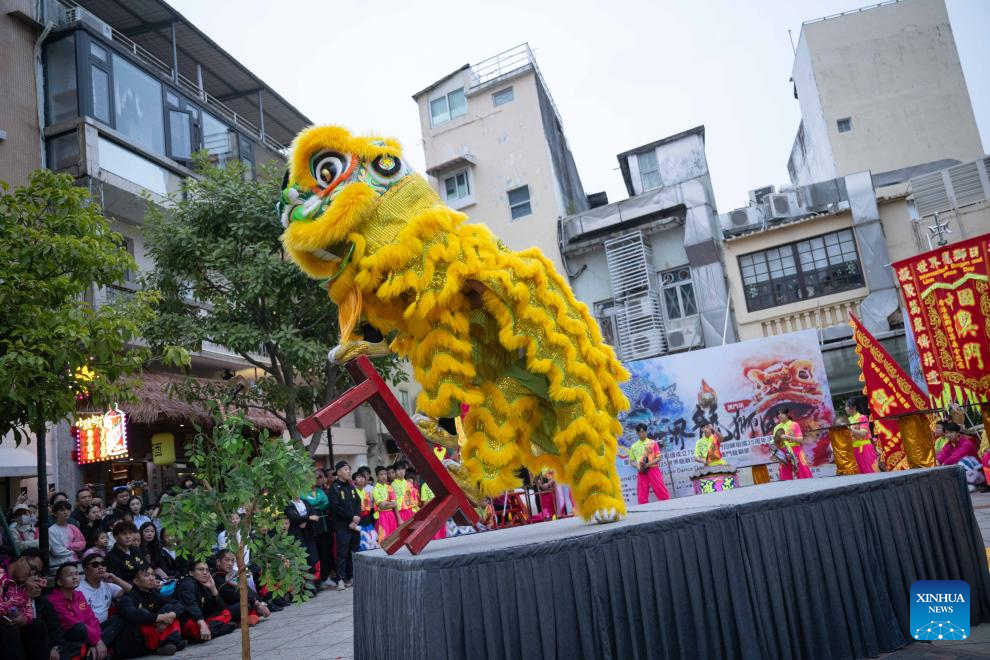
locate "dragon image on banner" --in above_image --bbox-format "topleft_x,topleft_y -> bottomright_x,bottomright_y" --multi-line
616,330 -> 836,501
278,125 -> 630,523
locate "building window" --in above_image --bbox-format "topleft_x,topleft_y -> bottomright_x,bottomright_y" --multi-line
202,111 -> 236,167
45,36 -> 78,125
443,170 -> 471,201
638,150 -> 662,191
429,88 -> 467,126
399,390 -> 411,414
837,117 -> 852,133
508,185 -> 532,220
738,228 -> 864,312
112,56 -> 165,156
660,267 -> 697,320
492,87 -> 514,107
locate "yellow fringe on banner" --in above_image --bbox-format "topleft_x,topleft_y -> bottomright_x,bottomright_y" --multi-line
829,426 -> 858,475
899,413 -> 936,468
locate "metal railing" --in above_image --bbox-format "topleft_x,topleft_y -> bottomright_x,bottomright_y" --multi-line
56,0 -> 288,155
803,0 -> 900,25
469,43 -> 564,128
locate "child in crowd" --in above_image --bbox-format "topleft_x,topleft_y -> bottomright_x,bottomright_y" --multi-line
391,461 -> 420,523
353,469 -> 378,550
372,466 -> 398,540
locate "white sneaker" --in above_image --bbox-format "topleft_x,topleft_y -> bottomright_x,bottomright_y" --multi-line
336,581 -> 346,591
321,579 -> 336,587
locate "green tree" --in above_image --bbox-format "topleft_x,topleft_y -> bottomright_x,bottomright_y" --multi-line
141,156 -> 404,456
160,411 -> 313,660
0,170 -> 169,553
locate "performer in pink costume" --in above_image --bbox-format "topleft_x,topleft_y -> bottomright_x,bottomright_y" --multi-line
391,461 -> 419,523
628,424 -> 670,503
773,409 -> 813,480
845,399 -> 879,473
371,466 -> 398,538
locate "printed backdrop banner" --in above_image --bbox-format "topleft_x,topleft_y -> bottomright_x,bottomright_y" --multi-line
892,233 -> 990,403
616,329 -> 835,502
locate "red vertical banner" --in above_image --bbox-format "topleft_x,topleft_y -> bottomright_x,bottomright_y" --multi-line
892,234 -> 990,404
850,314 -> 930,471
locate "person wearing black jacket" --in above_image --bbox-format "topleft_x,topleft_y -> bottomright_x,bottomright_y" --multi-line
115,564 -> 187,658
212,549 -> 271,625
175,561 -> 238,642
284,496 -> 320,589
328,461 -> 361,590
105,521 -> 142,581
68,487 -> 95,540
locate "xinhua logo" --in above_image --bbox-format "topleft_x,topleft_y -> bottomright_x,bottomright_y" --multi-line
910,580 -> 970,641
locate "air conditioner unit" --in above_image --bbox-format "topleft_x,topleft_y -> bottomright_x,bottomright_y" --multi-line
765,192 -> 802,220
748,185 -> 775,206
719,206 -> 764,235
627,331 -> 665,361
63,7 -> 113,40
665,320 -> 703,352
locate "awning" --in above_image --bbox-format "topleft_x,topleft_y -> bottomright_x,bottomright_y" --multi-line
0,443 -> 52,478
120,371 -> 285,433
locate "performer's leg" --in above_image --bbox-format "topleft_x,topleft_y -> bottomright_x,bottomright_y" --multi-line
636,472 -> 649,504
648,467 -> 670,501
794,446 -> 814,479
779,463 -> 795,481
554,403 -> 627,522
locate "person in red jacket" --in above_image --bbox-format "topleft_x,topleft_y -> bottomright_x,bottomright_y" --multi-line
936,422 -> 979,466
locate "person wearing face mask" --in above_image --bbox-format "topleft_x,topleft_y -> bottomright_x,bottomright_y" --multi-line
47,562 -> 105,659
10,504 -> 39,551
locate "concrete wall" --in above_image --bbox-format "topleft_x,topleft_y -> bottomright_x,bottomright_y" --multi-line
416,68 -> 567,272
796,0 -> 984,181
0,2 -> 42,187
625,132 -> 711,196
788,33 -> 838,187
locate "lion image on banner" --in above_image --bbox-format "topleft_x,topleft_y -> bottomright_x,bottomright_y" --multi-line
279,125 -> 630,523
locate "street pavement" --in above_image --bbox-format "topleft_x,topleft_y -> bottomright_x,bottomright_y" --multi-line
174,491 -> 990,660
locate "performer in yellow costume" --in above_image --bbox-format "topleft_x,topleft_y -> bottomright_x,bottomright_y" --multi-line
279,125 -> 629,522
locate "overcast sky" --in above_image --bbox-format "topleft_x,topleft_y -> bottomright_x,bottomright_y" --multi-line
169,0 -> 989,212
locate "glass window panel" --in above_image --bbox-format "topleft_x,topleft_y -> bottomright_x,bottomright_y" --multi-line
430,97 -> 448,125
201,111 -> 235,167
508,186 -> 530,206
640,170 -> 662,191
681,283 -> 697,315
45,36 -> 77,125
445,176 -> 457,198
165,91 -> 179,107
112,56 -> 165,155
457,173 -> 469,197
90,43 -> 107,62
493,87 -> 513,107
826,243 -> 842,260
91,66 -> 110,124
510,201 -> 532,219
638,150 -> 658,172
46,132 -> 80,171
664,287 -> 682,319
739,255 -> 753,268
824,233 -> 839,246
168,110 -> 192,160
447,89 -> 466,119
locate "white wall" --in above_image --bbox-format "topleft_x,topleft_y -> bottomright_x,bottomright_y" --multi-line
788,36 -> 836,187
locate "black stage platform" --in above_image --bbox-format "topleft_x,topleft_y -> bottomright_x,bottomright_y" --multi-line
354,467 -> 990,660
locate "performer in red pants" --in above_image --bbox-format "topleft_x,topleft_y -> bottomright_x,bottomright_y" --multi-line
629,424 -> 670,504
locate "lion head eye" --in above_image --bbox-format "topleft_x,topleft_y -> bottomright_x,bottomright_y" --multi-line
311,151 -> 349,188
371,155 -> 402,178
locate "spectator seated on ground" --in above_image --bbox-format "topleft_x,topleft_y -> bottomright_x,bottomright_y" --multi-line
105,521 -> 142,582
936,422 -> 979,466
50,500 -> 86,572
175,560 -> 239,642
10,503 -> 39,551
48,562 -> 105,659
77,550 -> 129,654
115,564 -> 186,658
212,549 -> 270,626
1,548 -> 65,660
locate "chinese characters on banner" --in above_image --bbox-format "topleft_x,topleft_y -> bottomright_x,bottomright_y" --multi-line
849,314 -> 929,471
892,234 -> 990,406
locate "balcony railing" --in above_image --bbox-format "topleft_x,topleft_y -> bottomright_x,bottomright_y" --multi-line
469,43 -> 563,129
55,0 -> 287,155
760,298 -> 862,338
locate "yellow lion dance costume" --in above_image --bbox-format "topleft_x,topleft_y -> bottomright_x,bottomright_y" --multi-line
280,125 -> 630,522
